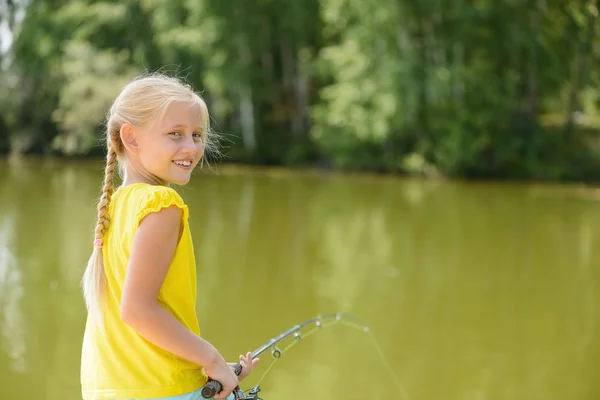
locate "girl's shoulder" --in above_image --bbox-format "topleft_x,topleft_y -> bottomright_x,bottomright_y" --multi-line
114,183 -> 189,222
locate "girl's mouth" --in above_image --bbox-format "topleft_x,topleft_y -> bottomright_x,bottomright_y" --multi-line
172,160 -> 193,169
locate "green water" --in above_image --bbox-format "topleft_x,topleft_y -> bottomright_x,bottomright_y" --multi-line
0,158 -> 599,400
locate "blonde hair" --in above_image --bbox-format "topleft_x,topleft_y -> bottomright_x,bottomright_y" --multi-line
82,73 -> 215,327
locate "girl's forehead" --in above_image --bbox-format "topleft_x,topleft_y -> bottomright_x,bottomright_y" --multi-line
158,101 -> 203,128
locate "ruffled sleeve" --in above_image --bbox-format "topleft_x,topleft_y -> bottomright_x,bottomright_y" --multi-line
135,186 -> 189,225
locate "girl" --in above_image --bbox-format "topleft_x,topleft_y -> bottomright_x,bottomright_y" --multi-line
80,74 -> 258,400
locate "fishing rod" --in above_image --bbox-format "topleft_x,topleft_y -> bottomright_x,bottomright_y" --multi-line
200,313 -> 372,400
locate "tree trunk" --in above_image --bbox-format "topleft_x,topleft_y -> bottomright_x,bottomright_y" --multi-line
565,0 -> 598,135
238,80 -> 256,153
294,62 -> 309,133
416,13 -> 429,140
452,42 -> 464,108
280,37 -> 301,136
236,34 -> 256,153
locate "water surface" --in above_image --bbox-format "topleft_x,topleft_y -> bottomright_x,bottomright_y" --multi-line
0,158 -> 598,400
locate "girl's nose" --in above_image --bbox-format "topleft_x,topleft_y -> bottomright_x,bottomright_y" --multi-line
181,137 -> 198,155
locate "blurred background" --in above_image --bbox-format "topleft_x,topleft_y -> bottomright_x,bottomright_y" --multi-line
1,0 -> 600,179
1,1 -> 600,400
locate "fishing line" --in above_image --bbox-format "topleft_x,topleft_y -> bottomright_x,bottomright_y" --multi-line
245,313 -> 410,400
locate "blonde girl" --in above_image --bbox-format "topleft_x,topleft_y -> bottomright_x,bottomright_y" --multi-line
80,74 -> 258,400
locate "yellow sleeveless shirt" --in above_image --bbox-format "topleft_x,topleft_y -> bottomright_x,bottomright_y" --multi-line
81,183 -> 208,399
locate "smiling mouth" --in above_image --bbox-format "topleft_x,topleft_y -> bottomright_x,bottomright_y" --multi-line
173,160 -> 193,169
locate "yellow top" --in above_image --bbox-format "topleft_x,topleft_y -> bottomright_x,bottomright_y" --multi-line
81,183 -> 208,399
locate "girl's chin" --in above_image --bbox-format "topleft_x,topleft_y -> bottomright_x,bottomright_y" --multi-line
167,174 -> 192,186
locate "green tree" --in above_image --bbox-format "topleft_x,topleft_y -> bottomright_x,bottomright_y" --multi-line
2,0 -> 600,181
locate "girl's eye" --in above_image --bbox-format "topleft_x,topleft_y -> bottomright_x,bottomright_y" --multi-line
193,132 -> 202,141
169,131 -> 182,137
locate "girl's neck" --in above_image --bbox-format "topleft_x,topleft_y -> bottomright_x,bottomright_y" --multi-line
122,166 -> 168,187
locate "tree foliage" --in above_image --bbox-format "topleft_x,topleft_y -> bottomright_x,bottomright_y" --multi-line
2,0 -> 600,181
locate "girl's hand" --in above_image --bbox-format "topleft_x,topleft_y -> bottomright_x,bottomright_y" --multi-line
230,352 -> 260,382
205,357 -> 239,399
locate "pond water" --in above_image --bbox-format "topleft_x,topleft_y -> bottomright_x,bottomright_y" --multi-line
0,158 -> 598,400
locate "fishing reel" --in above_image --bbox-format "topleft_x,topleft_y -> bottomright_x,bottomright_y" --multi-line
202,378 -> 263,400
233,385 -> 262,400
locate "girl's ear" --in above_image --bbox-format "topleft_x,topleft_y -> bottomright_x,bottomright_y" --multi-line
120,123 -> 139,153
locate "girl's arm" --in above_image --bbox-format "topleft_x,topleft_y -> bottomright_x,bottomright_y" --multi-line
120,205 -> 238,399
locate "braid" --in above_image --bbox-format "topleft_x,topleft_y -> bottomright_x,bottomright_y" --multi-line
82,142 -> 118,329
94,144 -> 117,240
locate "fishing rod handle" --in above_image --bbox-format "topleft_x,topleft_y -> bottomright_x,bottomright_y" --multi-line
201,362 -> 243,399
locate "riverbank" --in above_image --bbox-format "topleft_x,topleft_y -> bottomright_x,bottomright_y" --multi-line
3,153 -> 600,194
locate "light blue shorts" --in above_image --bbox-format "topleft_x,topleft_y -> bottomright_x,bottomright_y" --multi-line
121,385 -> 236,400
